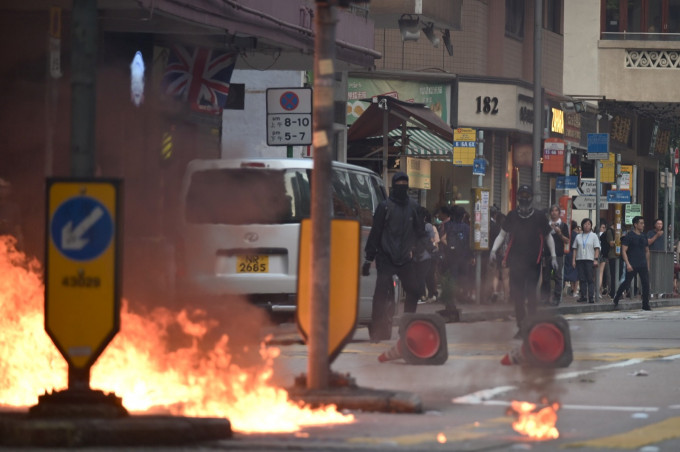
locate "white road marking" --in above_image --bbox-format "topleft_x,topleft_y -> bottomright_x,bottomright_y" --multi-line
460,399 -> 659,412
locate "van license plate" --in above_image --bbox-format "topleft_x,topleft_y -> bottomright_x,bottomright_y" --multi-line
237,255 -> 269,273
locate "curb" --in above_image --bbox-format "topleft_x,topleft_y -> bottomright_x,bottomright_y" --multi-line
0,413 -> 231,448
457,298 -> 680,323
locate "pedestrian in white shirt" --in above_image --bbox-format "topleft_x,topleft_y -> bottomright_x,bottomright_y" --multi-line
572,218 -> 600,303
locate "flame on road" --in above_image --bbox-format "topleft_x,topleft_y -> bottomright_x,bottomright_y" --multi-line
507,399 -> 560,440
0,236 -> 354,433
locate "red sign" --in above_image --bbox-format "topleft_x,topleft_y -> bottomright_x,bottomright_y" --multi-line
543,138 -> 566,174
674,148 -> 678,175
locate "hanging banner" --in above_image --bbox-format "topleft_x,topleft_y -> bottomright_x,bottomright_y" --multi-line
401,156 -> 431,189
542,138 -> 565,174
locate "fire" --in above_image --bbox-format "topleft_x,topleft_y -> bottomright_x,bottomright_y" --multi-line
0,236 -> 354,432
507,400 -> 560,440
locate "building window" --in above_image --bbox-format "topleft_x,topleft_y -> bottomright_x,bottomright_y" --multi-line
602,0 -> 680,38
506,0 -> 525,39
544,0 -> 562,34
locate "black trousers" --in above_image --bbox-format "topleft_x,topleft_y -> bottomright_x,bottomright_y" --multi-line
608,257 -> 618,297
576,259 -> 596,301
370,255 -> 421,341
509,261 -> 541,328
615,266 -> 650,307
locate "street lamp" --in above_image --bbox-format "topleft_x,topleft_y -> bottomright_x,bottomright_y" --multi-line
398,14 -> 420,41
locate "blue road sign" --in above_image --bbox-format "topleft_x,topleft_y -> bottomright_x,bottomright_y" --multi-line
606,190 -> 631,203
556,176 -> 578,189
472,158 -> 487,176
50,196 -> 114,261
587,133 -> 609,160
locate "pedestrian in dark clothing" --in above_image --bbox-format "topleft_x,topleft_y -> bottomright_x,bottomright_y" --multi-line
647,218 -> 664,251
613,216 -> 652,310
439,205 -> 472,313
572,218 -> 600,303
541,204 -> 570,306
415,206 -> 439,303
363,172 -> 427,341
490,185 -> 557,337
600,220 -> 617,298
563,221 -> 580,297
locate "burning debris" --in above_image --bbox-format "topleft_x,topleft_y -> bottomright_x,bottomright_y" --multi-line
0,235 -> 354,433
507,399 -> 560,440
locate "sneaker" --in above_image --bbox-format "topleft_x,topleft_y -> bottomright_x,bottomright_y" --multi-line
642,304 -> 652,311
588,299 -> 595,304
577,298 -> 587,303
613,296 -> 620,307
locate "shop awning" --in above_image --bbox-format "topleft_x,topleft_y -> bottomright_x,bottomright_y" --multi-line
347,96 -> 454,143
390,129 -> 453,162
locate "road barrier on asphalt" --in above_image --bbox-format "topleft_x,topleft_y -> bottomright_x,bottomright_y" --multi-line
501,314 -> 573,368
378,313 -> 448,365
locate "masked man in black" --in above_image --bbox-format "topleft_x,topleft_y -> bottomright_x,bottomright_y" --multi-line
490,185 -> 557,338
363,172 -> 427,342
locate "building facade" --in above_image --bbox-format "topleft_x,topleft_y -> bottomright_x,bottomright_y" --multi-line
348,0 -> 567,216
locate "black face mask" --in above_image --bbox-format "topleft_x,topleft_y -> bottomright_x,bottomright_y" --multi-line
392,185 -> 409,201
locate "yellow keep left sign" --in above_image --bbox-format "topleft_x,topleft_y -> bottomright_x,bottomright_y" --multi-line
45,179 -> 122,369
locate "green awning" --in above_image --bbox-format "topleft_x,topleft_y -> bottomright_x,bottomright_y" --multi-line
390,128 -> 453,162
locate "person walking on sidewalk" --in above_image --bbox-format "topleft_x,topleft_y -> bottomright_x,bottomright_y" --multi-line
363,172 -> 427,341
647,218 -> 665,251
613,216 -> 652,310
572,218 -> 600,303
541,204 -> 569,306
490,185 -> 557,337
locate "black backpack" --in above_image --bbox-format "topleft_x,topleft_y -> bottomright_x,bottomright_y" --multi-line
445,221 -> 470,258
600,228 -> 612,256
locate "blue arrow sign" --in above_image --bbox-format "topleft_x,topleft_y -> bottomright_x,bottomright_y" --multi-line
556,176 -> 578,189
606,190 -> 631,203
50,196 -> 114,261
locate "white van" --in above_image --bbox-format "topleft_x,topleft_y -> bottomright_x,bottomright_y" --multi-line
175,158 -> 390,324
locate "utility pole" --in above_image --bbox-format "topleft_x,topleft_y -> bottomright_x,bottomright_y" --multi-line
71,0 -> 97,179
69,0 -> 97,391
308,0 -> 337,391
532,0 -> 543,207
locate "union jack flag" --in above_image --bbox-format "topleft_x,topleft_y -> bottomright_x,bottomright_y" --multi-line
162,45 -> 237,113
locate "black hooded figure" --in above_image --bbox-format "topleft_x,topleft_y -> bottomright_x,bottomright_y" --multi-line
490,185 -> 558,338
363,172 -> 427,342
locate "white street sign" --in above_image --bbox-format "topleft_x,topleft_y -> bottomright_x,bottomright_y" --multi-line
266,88 -> 313,146
578,178 -> 597,196
572,195 -> 608,210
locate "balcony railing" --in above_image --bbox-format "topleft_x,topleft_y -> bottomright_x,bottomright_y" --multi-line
602,32 -> 680,42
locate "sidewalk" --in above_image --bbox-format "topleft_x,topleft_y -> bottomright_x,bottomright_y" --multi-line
414,293 -> 680,323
